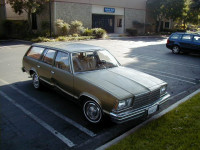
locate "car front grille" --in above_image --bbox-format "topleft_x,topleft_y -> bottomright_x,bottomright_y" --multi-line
132,89 -> 160,109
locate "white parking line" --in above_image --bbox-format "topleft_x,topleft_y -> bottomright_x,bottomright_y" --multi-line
134,66 -> 197,81
0,91 -> 75,147
131,54 -> 200,69
0,78 -> 96,137
134,69 -> 197,85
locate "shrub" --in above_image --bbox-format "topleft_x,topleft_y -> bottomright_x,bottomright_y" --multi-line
55,19 -> 70,36
31,37 -> 54,42
72,33 -> 79,37
83,28 -> 93,36
70,20 -> 85,35
126,28 -> 137,36
91,28 -> 107,38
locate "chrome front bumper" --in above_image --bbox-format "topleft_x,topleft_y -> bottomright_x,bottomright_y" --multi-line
110,93 -> 170,123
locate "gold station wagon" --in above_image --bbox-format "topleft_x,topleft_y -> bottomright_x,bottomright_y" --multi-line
22,42 -> 170,124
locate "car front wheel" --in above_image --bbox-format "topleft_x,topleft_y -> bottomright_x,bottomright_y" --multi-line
83,100 -> 103,124
172,46 -> 180,54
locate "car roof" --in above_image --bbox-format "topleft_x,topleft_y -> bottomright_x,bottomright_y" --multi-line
172,32 -> 200,36
32,42 -> 105,53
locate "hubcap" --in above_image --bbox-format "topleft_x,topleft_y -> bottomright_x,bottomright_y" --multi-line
84,101 -> 101,123
173,46 -> 179,53
33,74 -> 39,89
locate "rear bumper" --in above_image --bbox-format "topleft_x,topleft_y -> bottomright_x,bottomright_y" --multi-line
166,44 -> 172,50
110,93 -> 170,123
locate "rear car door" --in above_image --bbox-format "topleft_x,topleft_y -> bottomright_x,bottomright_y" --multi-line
51,51 -> 74,97
37,49 -> 56,85
192,35 -> 200,52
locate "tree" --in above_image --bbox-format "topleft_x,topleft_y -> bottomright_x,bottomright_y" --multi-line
147,0 -> 185,32
190,0 -> 200,25
7,0 -> 48,31
190,0 -> 200,13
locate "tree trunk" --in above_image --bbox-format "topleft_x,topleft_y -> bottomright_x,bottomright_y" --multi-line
157,19 -> 162,33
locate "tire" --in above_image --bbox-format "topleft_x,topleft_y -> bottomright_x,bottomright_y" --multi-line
172,46 -> 180,54
83,100 -> 103,124
32,73 -> 41,89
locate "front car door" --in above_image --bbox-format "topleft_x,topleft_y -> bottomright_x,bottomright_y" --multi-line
51,51 -> 74,98
192,35 -> 200,53
37,49 -> 56,85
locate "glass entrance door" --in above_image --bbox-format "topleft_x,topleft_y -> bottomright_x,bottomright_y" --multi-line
92,14 -> 114,33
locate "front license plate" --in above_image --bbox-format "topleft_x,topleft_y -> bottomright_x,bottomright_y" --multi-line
148,105 -> 158,115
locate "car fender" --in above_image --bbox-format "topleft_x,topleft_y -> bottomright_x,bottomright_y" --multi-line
29,67 -> 38,76
79,92 -> 102,107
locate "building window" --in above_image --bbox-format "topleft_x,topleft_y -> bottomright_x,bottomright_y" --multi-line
165,22 -> 170,29
117,19 -> 122,27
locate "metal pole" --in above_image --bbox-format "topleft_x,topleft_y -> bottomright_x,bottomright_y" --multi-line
49,0 -> 52,37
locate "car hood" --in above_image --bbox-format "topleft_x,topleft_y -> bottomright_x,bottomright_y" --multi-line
77,66 -> 165,100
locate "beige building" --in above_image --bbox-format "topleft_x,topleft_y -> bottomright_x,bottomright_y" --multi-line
4,0 -> 149,34
51,0 -> 147,34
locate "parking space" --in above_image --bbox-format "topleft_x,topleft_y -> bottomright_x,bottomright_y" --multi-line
0,38 -> 200,150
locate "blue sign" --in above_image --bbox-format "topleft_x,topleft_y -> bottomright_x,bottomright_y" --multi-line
104,7 -> 115,13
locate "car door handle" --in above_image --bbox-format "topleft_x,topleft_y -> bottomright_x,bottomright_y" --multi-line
37,65 -> 40,68
51,71 -> 54,74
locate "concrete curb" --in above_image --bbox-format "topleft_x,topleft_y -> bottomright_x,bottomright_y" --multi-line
96,89 -> 200,150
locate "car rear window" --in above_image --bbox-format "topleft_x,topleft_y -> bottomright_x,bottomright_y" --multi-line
194,36 -> 200,43
181,35 -> 193,41
170,34 -> 180,40
27,47 -> 44,60
42,49 -> 56,65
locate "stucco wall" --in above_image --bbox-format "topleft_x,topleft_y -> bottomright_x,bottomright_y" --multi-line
53,0 -> 147,10
125,8 -> 146,34
37,4 -> 50,31
54,2 -> 92,29
6,3 -> 27,20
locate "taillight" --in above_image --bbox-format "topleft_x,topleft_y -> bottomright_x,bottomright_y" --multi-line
167,38 -> 170,44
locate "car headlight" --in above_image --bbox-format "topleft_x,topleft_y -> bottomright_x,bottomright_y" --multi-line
160,85 -> 167,96
116,98 -> 133,110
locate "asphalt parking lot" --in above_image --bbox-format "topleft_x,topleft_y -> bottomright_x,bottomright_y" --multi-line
1,37 -> 200,150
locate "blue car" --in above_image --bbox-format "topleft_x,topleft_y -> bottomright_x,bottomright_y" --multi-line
166,32 -> 200,54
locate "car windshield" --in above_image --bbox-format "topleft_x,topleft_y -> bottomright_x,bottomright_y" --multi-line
72,50 -> 119,73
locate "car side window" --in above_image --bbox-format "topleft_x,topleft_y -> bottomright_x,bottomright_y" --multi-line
42,49 -> 56,65
171,34 -> 180,40
27,47 -> 44,60
181,35 -> 193,41
55,52 -> 70,72
193,36 -> 200,43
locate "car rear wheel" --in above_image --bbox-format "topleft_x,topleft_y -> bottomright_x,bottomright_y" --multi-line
83,100 -> 103,124
172,46 -> 180,54
32,73 -> 41,89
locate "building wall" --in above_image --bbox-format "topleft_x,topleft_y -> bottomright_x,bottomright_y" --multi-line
6,3 -> 27,20
0,0 -> 6,37
125,8 -> 146,34
37,4 -> 50,31
53,0 -> 147,10
54,2 -> 92,29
